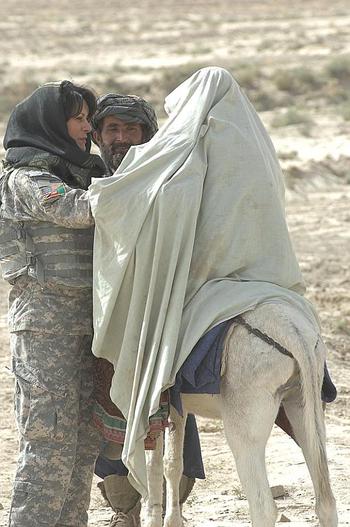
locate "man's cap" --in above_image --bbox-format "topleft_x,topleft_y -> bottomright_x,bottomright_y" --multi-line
92,93 -> 158,140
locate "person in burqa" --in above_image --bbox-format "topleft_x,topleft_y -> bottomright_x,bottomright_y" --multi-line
0,80 -> 106,527
91,94 -> 205,527
91,91 -> 337,527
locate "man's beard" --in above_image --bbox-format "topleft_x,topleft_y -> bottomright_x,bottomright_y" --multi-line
100,142 -> 132,174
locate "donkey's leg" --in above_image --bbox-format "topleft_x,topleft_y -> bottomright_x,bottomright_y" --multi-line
144,432 -> 164,527
283,390 -> 338,527
221,382 -> 280,527
219,320 -> 297,527
163,406 -> 187,527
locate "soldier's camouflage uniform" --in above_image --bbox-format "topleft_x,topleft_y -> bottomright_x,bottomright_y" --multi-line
0,163 -> 102,527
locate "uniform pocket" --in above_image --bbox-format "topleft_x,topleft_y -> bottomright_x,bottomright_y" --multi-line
11,330 -> 88,395
14,375 -> 57,441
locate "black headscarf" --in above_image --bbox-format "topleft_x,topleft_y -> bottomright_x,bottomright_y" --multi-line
3,81 -> 105,189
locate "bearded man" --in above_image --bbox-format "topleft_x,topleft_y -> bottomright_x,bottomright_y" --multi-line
92,93 -> 157,174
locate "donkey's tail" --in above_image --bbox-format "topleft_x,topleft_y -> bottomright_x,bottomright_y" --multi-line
278,304 -> 337,525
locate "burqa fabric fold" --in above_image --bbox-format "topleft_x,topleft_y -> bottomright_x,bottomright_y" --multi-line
89,67 -> 321,495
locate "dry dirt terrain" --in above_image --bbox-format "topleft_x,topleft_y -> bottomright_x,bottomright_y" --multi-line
0,0 -> 349,525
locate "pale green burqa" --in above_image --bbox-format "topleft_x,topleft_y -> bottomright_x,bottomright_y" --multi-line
89,67 -> 319,495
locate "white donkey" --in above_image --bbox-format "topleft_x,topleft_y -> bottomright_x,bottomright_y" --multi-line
143,302 -> 338,527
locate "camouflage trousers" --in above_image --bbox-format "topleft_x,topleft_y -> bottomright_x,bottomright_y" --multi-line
9,331 -> 101,527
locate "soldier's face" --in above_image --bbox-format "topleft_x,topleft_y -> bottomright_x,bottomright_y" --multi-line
66,100 -> 92,151
94,115 -> 144,172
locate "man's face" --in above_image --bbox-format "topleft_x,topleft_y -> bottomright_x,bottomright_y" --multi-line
94,115 -> 144,173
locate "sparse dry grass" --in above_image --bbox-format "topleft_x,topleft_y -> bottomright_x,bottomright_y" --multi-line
340,102 -> 350,121
325,54 -> 350,82
272,67 -> 322,95
0,0 -> 349,112
271,107 -> 313,128
0,0 -> 350,170
0,79 -> 39,119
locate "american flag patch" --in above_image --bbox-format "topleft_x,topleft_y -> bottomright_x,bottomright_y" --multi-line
41,182 -> 66,203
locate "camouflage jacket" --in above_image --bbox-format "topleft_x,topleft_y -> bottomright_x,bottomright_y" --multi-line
0,164 -> 95,335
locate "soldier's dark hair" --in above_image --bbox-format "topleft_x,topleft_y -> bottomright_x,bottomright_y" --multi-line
61,81 -> 97,122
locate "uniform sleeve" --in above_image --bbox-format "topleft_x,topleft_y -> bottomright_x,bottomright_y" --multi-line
11,171 -> 94,228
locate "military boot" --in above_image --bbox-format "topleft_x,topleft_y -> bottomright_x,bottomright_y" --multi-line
102,474 -> 141,527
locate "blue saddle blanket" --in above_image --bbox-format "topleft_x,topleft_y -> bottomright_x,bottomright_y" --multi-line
170,318 -> 337,415
170,319 -> 232,414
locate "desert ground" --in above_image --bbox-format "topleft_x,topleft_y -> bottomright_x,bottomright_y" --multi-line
0,0 -> 349,525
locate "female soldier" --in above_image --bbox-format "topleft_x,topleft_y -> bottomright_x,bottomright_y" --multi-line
0,81 -> 105,527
